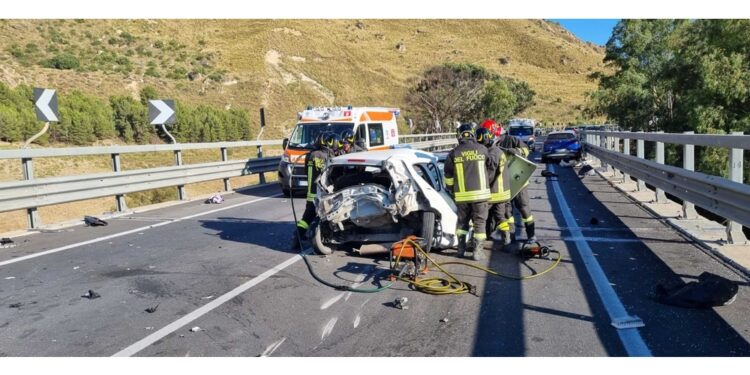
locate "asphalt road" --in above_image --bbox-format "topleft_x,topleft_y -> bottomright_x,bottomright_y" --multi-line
0,151 -> 748,357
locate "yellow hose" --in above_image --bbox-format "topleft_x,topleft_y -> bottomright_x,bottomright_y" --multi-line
393,239 -> 562,295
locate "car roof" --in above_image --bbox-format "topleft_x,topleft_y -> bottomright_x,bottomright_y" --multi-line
547,130 -> 577,136
328,148 -> 437,166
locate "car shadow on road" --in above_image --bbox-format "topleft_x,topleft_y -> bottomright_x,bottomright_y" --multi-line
198,217 -> 299,254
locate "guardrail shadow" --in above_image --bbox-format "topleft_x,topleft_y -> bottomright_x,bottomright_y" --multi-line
544,163 -> 750,356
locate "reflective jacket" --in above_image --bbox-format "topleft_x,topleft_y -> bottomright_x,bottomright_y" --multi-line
444,138 -> 496,203
495,135 -> 530,189
304,149 -> 331,202
487,144 -> 511,203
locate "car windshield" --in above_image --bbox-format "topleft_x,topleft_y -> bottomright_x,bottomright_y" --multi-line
546,133 -> 576,141
509,126 -> 533,136
288,123 -> 354,149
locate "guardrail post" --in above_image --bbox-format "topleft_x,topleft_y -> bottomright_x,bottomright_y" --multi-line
622,133 -> 630,183
174,150 -> 187,200
220,147 -> 231,191
22,157 -> 41,229
256,146 -> 266,184
655,131 -> 667,203
612,135 -> 621,179
681,132 -> 698,220
111,153 -> 127,212
636,133 -> 646,192
599,134 -> 608,171
727,131 -> 747,244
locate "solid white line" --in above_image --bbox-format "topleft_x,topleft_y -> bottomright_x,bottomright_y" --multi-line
0,193 -> 282,268
548,164 -> 651,357
113,249 -> 311,357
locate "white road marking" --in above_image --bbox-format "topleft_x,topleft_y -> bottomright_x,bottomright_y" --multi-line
545,237 -> 647,243
548,163 -> 651,357
112,248 -> 310,357
321,294 -> 345,310
321,317 -> 338,341
260,337 -> 287,357
0,193 -> 281,268
353,314 -> 361,329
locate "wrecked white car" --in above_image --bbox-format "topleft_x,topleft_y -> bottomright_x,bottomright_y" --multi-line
312,149 -> 458,255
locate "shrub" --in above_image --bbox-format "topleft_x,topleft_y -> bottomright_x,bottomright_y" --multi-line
45,53 -> 80,70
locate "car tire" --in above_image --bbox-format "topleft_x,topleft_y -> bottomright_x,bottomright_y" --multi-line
312,224 -> 334,255
420,211 -> 435,253
282,187 -> 291,197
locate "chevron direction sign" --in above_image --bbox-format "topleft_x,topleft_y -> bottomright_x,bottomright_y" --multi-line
33,88 -> 59,122
148,99 -> 176,125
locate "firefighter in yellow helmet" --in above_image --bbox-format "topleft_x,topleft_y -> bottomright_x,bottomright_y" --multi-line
292,131 -> 335,249
493,124 -> 535,246
444,123 -> 498,260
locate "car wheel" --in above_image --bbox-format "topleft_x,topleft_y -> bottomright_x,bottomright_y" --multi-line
420,211 -> 435,253
312,224 -> 334,255
282,187 -> 291,197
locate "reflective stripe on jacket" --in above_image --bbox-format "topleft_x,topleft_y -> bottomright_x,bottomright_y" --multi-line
444,139 -> 493,203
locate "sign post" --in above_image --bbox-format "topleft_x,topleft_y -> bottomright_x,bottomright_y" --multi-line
148,99 -> 185,200
257,107 -> 266,184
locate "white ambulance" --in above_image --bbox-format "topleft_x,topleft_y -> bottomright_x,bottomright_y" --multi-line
278,106 -> 401,195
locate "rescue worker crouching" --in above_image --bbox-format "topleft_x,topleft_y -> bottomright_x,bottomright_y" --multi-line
444,123 -> 497,261
492,122 -> 536,245
292,132 -> 336,249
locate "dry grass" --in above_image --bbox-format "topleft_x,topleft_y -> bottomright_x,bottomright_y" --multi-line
0,19 -> 607,139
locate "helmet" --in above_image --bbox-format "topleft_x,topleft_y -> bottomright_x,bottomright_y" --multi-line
325,132 -> 343,153
481,119 -> 502,137
456,123 -> 475,140
475,127 -> 494,146
314,131 -> 328,150
341,129 -> 355,145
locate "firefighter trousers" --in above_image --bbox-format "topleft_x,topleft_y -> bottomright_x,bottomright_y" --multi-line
456,201 -> 488,241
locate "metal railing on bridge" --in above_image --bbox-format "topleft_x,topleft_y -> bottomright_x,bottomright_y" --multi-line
0,134 -> 457,230
581,130 -> 750,244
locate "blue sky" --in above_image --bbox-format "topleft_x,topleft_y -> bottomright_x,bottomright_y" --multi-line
549,19 -> 620,46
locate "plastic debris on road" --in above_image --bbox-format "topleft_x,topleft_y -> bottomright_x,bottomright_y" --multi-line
84,216 -> 108,226
190,326 -> 202,332
394,297 -> 409,310
205,193 -> 224,204
81,290 -> 101,299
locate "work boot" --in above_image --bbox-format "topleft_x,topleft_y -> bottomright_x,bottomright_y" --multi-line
457,236 -> 467,258
470,238 -> 485,261
524,222 -> 536,243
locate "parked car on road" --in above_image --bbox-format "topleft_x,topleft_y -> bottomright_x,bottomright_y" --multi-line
541,130 -> 581,163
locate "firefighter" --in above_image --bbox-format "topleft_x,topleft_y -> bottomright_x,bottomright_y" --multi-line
476,126 -> 511,249
292,132 -> 335,249
493,123 -> 536,245
444,123 -> 497,260
340,129 -> 364,154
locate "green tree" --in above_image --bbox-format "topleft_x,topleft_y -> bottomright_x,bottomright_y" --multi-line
480,79 -> 517,123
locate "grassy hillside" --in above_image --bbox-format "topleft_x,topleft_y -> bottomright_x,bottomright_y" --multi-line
0,19 -> 606,138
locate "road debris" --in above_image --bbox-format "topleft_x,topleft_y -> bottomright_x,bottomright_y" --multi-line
145,326 -> 154,331
531,196 -> 543,200
654,272 -> 739,308
81,289 -> 101,299
541,170 -> 558,178
145,304 -> 159,313
189,326 -> 202,332
84,216 -> 108,226
1,238 -> 16,248
202,295 -> 214,300
578,165 -> 595,176
205,193 -> 224,204
440,317 -> 449,323
9,302 -> 22,308
394,297 -> 409,310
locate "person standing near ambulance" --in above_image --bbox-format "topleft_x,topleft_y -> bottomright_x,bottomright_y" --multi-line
292,132 -> 336,249
444,123 -> 497,260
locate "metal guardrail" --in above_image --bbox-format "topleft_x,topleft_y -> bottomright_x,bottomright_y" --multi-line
582,130 -> 749,243
0,135 -> 454,230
